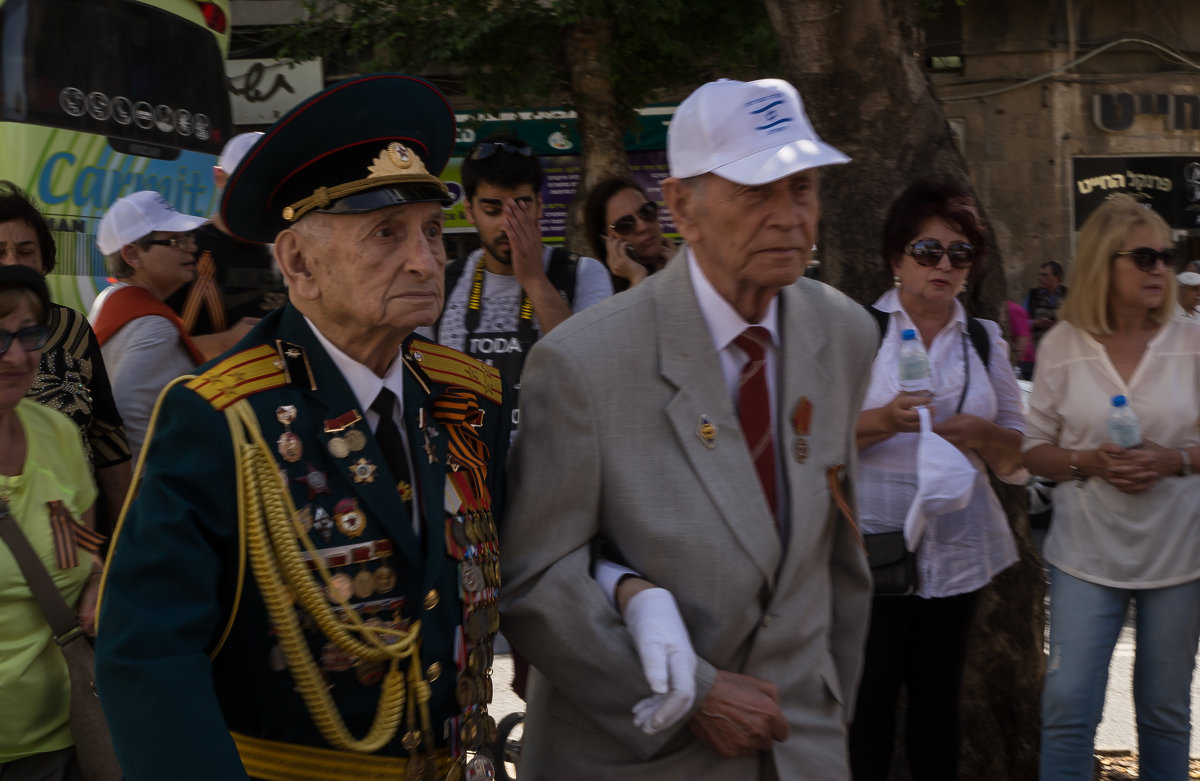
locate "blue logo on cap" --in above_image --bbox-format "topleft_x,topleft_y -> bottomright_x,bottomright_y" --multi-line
747,94 -> 793,135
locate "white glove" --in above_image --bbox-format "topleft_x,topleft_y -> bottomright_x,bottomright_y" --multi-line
623,588 -> 697,734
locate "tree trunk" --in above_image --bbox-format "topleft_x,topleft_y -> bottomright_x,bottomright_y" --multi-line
765,1 -> 1044,778
562,20 -> 629,257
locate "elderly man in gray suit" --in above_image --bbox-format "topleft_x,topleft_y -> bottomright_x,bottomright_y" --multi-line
499,77 -> 877,780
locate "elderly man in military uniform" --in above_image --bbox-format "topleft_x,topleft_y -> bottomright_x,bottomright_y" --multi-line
95,74 -> 510,781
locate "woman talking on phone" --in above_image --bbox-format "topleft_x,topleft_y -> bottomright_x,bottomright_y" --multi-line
585,176 -> 676,292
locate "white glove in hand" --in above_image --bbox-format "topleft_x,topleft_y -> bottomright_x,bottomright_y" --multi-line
623,588 -> 697,734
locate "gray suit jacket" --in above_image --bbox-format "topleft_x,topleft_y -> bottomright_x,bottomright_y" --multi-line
499,257 -> 876,780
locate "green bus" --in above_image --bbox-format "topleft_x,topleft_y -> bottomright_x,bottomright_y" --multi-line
0,0 -> 232,312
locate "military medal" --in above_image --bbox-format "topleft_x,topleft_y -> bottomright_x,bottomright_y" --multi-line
344,429 -> 367,452
397,480 -> 413,503
294,464 -> 331,498
791,397 -> 813,464
327,436 -> 350,459
373,557 -> 397,594
352,566 -> 374,599
350,458 -> 377,484
327,573 -> 354,603
277,431 -> 302,462
696,414 -> 718,449
465,753 -> 496,781
334,498 -> 366,538
461,562 -> 485,593
276,405 -> 303,462
456,675 -> 479,709
313,507 -> 334,543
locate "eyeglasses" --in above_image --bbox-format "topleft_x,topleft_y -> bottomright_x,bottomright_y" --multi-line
905,239 -> 977,269
0,324 -> 48,356
609,202 -> 659,236
1112,247 -> 1174,272
467,142 -> 534,161
144,233 -> 197,252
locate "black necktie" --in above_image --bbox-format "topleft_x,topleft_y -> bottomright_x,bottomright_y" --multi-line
370,387 -> 415,513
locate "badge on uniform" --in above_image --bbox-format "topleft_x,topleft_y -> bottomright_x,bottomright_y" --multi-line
791,397 -> 813,464
695,414 -> 718,450
295,464 -> 331,498
350,458 -> 377,484
333,498 -> 366,538
276,405 -> 303,463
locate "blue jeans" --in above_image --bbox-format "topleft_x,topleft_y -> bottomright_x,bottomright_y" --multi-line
1040,567 -> 1200,781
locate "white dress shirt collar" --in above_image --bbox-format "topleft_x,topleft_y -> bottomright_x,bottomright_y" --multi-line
302,315 -> 406,422
686,248 -> 780,353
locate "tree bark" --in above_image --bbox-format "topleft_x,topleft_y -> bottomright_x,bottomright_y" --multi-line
562,20 -> 629,257
765,2 -> 1044,779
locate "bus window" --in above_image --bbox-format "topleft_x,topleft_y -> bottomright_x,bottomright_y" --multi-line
0,0 -> 231,312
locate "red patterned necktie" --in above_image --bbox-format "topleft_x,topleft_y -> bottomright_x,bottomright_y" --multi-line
734,326 -> 777,524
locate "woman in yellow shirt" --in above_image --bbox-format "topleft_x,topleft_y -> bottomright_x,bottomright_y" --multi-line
0,265 -> 100,779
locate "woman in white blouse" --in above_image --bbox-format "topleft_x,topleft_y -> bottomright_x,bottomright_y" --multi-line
1025,194 -> 1200,781
850,180 -> 1025,781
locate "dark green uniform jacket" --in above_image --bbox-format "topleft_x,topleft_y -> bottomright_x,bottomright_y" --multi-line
94,304 -> 509,780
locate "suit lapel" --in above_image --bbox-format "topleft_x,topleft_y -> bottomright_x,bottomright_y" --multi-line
656,260 -> 781,584
276,307 -> 424,569
403,361 -> 453,590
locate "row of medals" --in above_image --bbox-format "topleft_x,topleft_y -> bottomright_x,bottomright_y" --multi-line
449,504 -> 502,781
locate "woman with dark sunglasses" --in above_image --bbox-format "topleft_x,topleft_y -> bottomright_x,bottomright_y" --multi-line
0,264 -> 105,780
1024,194 -> 1200,781
850,180 -> 1025,781
584,176 -> 676,291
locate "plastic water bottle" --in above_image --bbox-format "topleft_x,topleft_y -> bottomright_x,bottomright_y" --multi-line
898,329 -> 932,393
1108,395 -> 1142,449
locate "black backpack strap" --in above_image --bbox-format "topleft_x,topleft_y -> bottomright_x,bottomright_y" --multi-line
434,256 -> 469,340
868,305 -> 889,344
966,317 -> 991,369
547,247 -> 580,307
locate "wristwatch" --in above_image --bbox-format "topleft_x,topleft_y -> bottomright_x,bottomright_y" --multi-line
1179,448 -> 1193,477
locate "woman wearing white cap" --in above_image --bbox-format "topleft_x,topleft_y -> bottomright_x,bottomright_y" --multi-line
89,191 -> 207,461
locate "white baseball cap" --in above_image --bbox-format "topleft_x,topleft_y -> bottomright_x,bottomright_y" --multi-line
218,131 -> 264,174
1178,271 -> 1200,287
97,191 -> 208,255
668,78 -> 849,185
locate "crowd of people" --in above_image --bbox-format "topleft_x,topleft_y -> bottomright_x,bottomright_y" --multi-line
1,70 -> 1199,781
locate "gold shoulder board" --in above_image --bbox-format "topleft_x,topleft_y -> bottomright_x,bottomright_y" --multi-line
185,345 -> 288,410
408,339 -> 502,404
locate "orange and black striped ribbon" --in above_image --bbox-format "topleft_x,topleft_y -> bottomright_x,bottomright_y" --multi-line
47,500 -> 106,569
431,390 -> 491,498
181,251 -> 227,333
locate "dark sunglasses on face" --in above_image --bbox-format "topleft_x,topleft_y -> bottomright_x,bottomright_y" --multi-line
0,324 -> 48,356
468,141 -> 534,161
144,233 -> 197,252
905,238 -> 977,269
609,201 -> 659,236
1112,246 -> 1175,272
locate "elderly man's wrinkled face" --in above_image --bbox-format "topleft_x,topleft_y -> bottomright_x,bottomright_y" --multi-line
289,202 -> 447,341
668,170 -> 818,322
1181,284 -> 1200,313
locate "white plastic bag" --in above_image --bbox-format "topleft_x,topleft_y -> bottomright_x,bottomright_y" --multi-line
903,405 -> 978,550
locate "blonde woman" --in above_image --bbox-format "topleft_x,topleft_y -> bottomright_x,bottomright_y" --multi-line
1024,194 -> 1200,781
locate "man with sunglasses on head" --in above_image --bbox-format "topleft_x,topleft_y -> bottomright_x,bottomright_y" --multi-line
500,78 -> 877,779
427,134 -> 612,442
